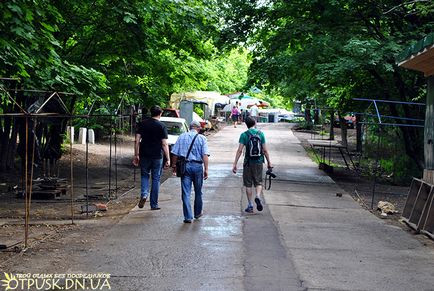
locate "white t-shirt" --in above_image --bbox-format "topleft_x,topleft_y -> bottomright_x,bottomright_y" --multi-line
250,105 -> 258,117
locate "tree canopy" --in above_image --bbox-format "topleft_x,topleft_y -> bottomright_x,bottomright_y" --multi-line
0,0 -> 251,171
219,0 -> 434,168
1,0 -> 434,172
1,0 -> 251,108
220,0 -> 434,106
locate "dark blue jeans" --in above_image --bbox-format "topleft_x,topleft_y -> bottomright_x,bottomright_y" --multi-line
181,162 -> 204,220
140,157 -> 163,208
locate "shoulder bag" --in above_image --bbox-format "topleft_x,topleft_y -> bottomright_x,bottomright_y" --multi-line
176,134 -> 199,177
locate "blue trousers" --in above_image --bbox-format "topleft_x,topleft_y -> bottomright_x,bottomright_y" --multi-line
181,162 -> 204,220
140,158 -> 163,208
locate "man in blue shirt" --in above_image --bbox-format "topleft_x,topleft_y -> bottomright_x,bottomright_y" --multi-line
171,120 -> 210,223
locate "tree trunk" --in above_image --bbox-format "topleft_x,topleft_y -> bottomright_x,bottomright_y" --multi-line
0,119 -> 4,171
304,104 -> 312,127
313,108 -> 320,125
388,103 -> 424,170
329,110 -> 335,140
339,113 -> 348,147
369,67 -> 424,170
356,113 -> 363,152
6,119 -> 18,170
0,116 -> 12,171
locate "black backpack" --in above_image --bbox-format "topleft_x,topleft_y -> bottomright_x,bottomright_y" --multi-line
246,131 -> 262,160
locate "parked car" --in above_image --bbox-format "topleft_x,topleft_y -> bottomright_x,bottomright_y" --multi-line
333,114 -> 356,129
162,108 -> 210,130
277,112 -> 295,122
159,117 -> 189,150
162,108 -> 180,118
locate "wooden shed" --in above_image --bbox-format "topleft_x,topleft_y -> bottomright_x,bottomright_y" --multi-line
398,32 -> 434,183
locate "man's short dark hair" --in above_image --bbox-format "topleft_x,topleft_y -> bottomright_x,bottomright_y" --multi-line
245,116 -> 256,128
150,105 -> 162,117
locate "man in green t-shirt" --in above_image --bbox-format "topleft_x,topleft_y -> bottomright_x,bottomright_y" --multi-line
232,117 -> 272,213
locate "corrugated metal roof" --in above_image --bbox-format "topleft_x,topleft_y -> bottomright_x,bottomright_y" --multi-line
397,32 -> 434,77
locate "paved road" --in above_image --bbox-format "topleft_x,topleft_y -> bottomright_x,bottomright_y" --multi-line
68,123 -> 434,290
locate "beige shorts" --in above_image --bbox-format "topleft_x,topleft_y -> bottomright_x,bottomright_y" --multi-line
243,163 -> 263,187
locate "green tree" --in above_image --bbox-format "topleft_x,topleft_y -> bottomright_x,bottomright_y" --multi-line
54,0 -> 222,103
0,0 -> 106,94
0,0 -> 106,171
0,0 -> 250,172
220,0 -> 434,169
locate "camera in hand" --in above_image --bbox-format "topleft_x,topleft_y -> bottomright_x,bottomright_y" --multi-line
266,167 -> 276,178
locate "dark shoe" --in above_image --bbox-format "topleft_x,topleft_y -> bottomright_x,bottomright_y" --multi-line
245,206 -> 254,213
183,219 -> 192,223
151,207 -> 161,210
255,197 -> 263,211
138,197 -> 147,208
194,213 -> 203,219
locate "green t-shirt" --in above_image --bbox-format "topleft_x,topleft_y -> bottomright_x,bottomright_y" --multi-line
239,128 -> 266,164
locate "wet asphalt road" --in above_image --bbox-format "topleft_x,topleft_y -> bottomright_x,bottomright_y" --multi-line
64,123 -> 303,290
66,123 -> 434,290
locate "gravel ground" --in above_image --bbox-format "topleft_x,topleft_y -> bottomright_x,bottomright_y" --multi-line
292,126 -> 411,226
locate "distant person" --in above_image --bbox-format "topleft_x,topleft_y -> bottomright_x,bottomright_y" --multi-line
133,105 -> 170,210
240,109 -> 245,123
232,117 -> 272,213
241,108 -> 250,122
236,102 -> 243,123
230,106 -> 240,128
171,120 -> 210,223
249,103 -> 259,122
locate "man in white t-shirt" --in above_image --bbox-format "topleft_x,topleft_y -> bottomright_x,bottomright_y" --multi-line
249,104 -> 259,122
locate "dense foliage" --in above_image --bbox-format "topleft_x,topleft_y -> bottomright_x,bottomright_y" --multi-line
0,0 -> 251,105
0,0 -> 250,171
219,0 -> 434,170
1,0 -> 434,176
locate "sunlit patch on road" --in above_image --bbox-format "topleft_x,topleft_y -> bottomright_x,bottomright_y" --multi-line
199,215 -> 241,239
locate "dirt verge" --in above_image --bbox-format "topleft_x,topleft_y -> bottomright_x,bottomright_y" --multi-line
292,126 -> 434,248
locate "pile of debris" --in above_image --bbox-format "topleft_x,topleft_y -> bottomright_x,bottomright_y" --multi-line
31,177 -> 68,199
377,201 -> 398,217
